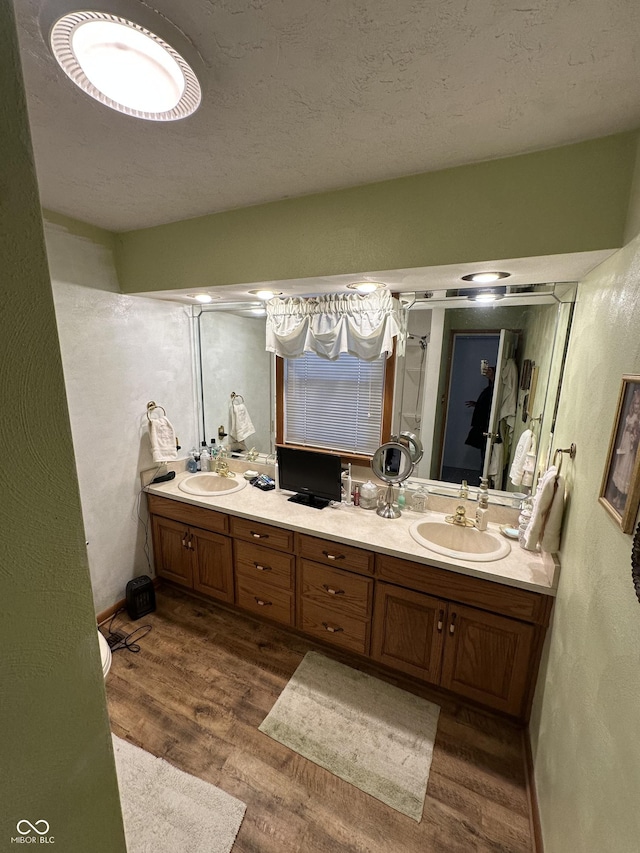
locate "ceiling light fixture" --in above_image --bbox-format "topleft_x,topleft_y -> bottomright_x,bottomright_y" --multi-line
346,281 -> 386,294
248,289 -> 283,300
190,293 -> 213,303
461,271 -> 511,284
49,11 -> 201,121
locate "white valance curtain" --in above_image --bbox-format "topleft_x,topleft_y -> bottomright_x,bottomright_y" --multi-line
265,290 -> 406,361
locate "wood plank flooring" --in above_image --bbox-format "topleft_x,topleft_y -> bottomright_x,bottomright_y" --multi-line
105,586 -> 533,852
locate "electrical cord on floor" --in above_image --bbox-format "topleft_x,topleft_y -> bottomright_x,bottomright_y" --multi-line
101,607 -> 152,654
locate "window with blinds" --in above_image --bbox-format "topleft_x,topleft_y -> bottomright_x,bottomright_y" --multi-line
283,352 -> 386,455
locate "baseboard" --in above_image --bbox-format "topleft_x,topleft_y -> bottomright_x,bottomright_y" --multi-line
522,728 -> 544,853
96,577 -> 160,626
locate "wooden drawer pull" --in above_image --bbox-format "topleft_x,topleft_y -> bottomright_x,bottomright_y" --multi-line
322,550 -> 345,561
322,584 -> 345,596
322,622 -> 344,634
251,531 -> 269,539
449,613 -> 457,635
254,563 -> 272,572
254,597 -> 272,607
437,609 -> 444,633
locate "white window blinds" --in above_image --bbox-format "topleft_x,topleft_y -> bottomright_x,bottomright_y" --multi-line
284,352 -> 385,455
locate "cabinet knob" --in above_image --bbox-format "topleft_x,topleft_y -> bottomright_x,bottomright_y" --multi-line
182,531 -> 189,548
254,563 -> 272,572
449,613 -> 457,635
251,531 -> 268,539
254,597 -> 272,607
322,584 -> 345,596
322,550 -> 345,561
322,622 -> 344,634
437,609 -> 444,632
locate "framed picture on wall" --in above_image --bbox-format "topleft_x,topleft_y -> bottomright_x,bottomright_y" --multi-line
599,375 -> 640,533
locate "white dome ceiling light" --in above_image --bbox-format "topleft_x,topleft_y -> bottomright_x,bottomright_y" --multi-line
346,281 -> 386,294
49,11 -> 201,121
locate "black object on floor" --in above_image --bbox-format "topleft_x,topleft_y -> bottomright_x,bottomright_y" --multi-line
126,575 -> 156,619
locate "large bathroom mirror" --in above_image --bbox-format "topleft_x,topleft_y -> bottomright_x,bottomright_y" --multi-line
198,306 -> 274,454
393,284 -> 575,491
195,282 -> 575,496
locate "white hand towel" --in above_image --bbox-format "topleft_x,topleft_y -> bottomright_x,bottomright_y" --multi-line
148,416 -> 177,463
523,465 -> 565,552
499,358 -> 519,428
509,429 -> 533,486
540,474 -> 565,553
229,398 -> 255,443
488,441 -> 504,488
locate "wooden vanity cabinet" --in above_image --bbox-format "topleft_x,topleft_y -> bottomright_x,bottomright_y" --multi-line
372,554 -> 550,718
147,493 -> 552,720
149,495 -> 234,603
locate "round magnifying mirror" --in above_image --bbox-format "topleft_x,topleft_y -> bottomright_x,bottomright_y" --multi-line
393,431 -> 424,465
372,441 -> 414,484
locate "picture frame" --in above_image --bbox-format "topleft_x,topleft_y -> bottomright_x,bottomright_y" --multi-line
599,375 -> 640,533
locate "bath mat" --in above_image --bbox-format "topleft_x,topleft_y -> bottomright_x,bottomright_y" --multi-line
258,651 -> 440,821
112,735 -> 246,853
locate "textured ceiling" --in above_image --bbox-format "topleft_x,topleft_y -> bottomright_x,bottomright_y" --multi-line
15,0 -> 640,233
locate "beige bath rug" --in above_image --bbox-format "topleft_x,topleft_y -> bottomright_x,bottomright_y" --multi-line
258,651 -> 440,821
112,734 -> 246,853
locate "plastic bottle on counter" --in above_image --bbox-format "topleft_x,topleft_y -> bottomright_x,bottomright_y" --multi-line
186,450 -> 198,473
397,484 -> 406,509
475,477 -> 490,531
353,484 -> 360,506
200,442 -> 210,472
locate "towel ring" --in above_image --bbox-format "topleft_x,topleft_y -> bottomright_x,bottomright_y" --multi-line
230,392 -> 245,403
553,443 -> 576,474
146,401 -> 167,421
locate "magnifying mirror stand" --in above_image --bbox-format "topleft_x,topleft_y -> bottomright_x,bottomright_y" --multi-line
377,482 -> 402,519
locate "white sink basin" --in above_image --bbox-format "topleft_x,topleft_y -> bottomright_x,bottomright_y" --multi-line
409,518 -> 511,562
178,473 -> 247,497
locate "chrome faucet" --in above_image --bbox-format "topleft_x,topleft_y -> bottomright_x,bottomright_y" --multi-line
458,479 -> 469,500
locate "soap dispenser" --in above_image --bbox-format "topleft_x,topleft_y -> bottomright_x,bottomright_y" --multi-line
186,450 -> 198,473
475,477 -> 489,531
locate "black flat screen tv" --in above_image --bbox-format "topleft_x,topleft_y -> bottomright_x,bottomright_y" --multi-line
276,446 -> 342,509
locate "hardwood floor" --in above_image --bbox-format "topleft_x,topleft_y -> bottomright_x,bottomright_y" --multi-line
105,586 -> 534,852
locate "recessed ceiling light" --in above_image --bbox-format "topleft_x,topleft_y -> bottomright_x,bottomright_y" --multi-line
461,271 -> 511,284
346,281 -> 386,294
248,289 -> 282,300
49,11 -> 201,121
190,293 -> 213,303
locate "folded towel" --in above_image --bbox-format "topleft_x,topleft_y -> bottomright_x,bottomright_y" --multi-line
522,465 -> 565,552
229,398 -> 255,443
148,416 -> 177,463
509,429 -> 533,486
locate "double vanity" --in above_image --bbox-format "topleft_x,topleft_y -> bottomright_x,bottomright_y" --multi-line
146,469 -> 557,722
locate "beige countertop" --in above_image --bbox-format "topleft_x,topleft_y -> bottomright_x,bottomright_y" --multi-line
146,469 -> 559,596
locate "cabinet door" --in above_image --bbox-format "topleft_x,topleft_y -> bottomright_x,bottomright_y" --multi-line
191,528 -> 234,603
371,583 -> 446,684
151,515 -> 193,588
440,604 -> 535,717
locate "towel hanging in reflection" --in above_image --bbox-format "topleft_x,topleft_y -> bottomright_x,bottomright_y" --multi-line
229,397 -> 255,443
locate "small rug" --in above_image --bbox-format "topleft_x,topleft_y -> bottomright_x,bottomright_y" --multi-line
112,735 -> 246,853
258,651 -> 440,821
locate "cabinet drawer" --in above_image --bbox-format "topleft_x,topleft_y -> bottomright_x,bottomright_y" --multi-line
231,517 -> 294,552
299,560 -> 373,619
235,541 -> 294,591
299,599 -> 369,656
376,554 -> 549,624
298,534 -> 374,576
236,577 -> 294,626
147,494 -> 228,535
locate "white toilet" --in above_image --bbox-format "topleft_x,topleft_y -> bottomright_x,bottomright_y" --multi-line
97,630 -> 112,678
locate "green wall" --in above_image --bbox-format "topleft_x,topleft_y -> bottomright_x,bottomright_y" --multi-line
0,4 -> 126,850
116,132 -> 638,294
530,236 -> 640,850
